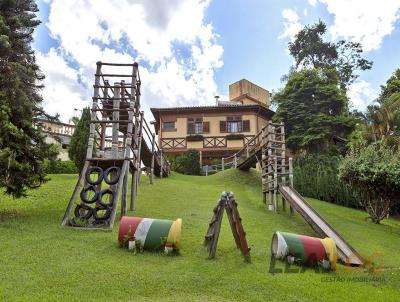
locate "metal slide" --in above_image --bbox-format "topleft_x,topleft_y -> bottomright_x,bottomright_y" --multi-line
279,185 -> 363,266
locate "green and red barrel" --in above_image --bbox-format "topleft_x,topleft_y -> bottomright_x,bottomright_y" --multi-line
118,216 -> 182,251
271,231 -> 337,269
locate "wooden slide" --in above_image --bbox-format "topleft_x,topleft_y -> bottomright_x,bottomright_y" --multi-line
279,185 -> 363,266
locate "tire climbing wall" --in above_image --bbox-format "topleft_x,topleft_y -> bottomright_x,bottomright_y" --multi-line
72,165 -> 121,227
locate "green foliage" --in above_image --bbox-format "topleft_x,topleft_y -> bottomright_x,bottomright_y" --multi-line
0,1 -> 54,197
273,68 -> 357,153
293,154 -> 358,208
339,141 -> 400,223
171,150 -> 201,175
289,20 -> 372,90
68,108 -> 91,171
42,160 -> 78,174
351,68 -> 400,151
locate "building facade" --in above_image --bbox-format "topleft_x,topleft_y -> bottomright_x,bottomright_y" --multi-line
37,119 -> 76,161
151,79 -> 274,164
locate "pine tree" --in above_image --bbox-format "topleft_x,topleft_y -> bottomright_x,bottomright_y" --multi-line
0,0 -> 53,197
68,108 -> 91,171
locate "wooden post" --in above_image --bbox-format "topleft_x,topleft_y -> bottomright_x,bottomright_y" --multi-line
150,133 -> 155,184
234,155 -> 237,168
121,164 -> 128,216
205,165 -> 208,176
160,150 -> 164,178
289,157 -> 294,215
86,62 -> 102,159
222,157 -> 225,171
112,83 -> 121,158
199,150 -> 202,170
268,149 -> 273,211
273,157 -> 278,213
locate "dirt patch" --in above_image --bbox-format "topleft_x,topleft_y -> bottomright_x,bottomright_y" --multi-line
0,209 -> 23,222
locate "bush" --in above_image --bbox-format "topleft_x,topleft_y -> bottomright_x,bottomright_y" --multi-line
294,154 -> 359,208
171,150 -> 201,175
339,142 -> 400,223
42,160 -> 78,174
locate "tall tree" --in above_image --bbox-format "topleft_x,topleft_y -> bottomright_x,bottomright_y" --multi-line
273,68 -> 357,153
288,20 -> 373,90
68,108 -> 91,171
0,0 -> 53,197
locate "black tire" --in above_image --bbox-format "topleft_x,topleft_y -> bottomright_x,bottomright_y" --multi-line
85,166 -> 104,185
93,205 -> 112,221
80,185 -> 99,204
104,166 -> 121,185
98,188 -> 114,208
74,203 -> 94,220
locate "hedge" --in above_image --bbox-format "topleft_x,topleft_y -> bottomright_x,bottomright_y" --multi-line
293,154 -> 360,208
42,160 -> 78,174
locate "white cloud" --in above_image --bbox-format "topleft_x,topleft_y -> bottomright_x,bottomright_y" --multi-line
37,0 -> 223,122
279,9 -> 302,42
308,0 -> 317,6
36,49 -> 88,119
347,80 -> 378,111
315,0 -> 400,51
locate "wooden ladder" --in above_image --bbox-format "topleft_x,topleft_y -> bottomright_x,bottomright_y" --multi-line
204,192 -> 250,262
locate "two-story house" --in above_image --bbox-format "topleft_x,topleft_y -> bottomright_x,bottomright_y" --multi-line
150,79 -> 274,164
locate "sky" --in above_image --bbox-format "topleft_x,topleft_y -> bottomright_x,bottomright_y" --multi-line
33,0 -> 400,122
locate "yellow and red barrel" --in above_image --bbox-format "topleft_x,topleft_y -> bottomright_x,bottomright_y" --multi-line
271,231 -> 337,269
118,216 -> 182,251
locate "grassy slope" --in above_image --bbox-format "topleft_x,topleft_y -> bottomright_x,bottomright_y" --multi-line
0,169 -> 399,301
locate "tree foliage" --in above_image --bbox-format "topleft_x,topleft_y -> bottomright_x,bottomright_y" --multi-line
170,150 -> 201,175
0,0 -> 53,197
273,68 -> 357,153
68,108 -> 91,171
350,68 -> 400,151
339,141 -> 400,223
288,20 -> 372,90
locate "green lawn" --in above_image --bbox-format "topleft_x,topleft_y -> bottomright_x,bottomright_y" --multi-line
0,169 -> 399,301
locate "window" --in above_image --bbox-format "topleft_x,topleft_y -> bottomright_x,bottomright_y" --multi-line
227,116 -> 242,133
220,116 -> 250,133
163,121 -> 175,130
188,117 -> 203,134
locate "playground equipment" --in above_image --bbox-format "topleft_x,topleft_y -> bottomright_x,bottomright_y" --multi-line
271,231 -> 337,269
61,62 -> 170,230
118,216 -> 182,251
221,122 -> 364,266
204,192 -> 250,262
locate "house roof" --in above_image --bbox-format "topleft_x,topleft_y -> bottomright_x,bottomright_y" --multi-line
150,104 -> 274,117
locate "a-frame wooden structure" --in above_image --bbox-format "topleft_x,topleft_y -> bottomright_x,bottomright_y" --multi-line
204,192 -> 251,262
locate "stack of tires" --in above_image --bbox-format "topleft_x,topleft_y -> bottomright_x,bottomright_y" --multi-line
73,165 -> 121,225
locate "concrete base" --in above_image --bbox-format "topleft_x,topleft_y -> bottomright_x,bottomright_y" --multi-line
268,204 -> 274,211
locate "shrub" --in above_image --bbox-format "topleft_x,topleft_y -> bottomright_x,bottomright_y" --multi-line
171,150 -> 201,175
294,154 -> 359,208
42,160 -> 78,174
339,142 -> 400,223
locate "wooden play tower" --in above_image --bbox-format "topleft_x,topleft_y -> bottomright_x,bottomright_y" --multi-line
61,62 -> 169,230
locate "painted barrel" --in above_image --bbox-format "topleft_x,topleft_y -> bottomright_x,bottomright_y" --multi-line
118,216 -> 182,251
271,231 -> 337,269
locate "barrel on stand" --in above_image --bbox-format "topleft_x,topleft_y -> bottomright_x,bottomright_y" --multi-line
118,216 -> 182,251
271,231 -> 337,269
